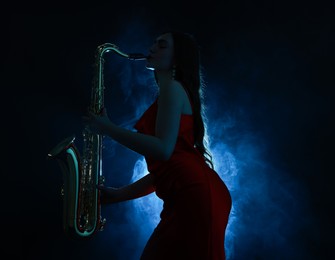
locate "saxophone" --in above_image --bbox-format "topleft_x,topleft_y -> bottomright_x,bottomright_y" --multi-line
48,43 -> 146,239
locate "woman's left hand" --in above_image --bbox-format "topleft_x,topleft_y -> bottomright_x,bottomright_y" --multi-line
82,107 -> 112,135
96,185 -> 121,204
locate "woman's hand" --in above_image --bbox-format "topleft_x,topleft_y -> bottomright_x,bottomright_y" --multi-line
96,174 -> 155,204
96,185 -> 121,204
82,107 -> 112,135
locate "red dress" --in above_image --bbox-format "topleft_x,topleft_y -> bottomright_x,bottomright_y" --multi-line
134,98 -> 232,260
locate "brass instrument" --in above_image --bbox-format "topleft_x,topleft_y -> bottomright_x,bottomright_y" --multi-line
48,43 -> 146,239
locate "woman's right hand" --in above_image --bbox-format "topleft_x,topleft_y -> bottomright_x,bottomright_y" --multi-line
96,185 -> 120,204
82,107 -> 112,136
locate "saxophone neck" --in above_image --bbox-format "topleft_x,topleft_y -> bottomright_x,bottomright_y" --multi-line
97,43 -> 147,60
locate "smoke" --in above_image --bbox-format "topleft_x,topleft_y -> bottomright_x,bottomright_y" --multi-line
204,77 -> 315,259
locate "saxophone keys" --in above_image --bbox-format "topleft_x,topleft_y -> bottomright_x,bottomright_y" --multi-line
98,218 -> 107,231
60,184 -> 64,197
99,175 -> 105,185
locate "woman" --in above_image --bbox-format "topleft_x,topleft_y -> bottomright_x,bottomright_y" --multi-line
84,31 -> 232,259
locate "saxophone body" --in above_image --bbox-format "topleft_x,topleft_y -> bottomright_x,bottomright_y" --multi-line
48,44 -> 146,239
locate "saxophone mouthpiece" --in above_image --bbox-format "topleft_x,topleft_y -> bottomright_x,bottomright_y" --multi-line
128,53 -> 148,60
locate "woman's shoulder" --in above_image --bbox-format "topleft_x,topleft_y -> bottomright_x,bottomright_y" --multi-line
158,80 -> 192,115
158,80 -> 189,103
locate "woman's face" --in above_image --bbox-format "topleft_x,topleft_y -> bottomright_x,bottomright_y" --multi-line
146,33 -> 174,71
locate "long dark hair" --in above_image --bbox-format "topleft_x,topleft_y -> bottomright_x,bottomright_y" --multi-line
156,31 -> 214,168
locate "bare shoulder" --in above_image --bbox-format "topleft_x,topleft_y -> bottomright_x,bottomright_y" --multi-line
159,80 -> 188,102
158,80 -> 191,114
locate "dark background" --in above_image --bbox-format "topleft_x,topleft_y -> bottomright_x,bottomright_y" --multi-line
5,1 -> 334,259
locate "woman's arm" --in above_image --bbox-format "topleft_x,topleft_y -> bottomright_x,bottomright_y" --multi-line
97,173 -> 155,204
84,80 -> 186,161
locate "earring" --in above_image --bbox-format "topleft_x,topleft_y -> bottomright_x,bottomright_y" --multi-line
172,65 -> 176,80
